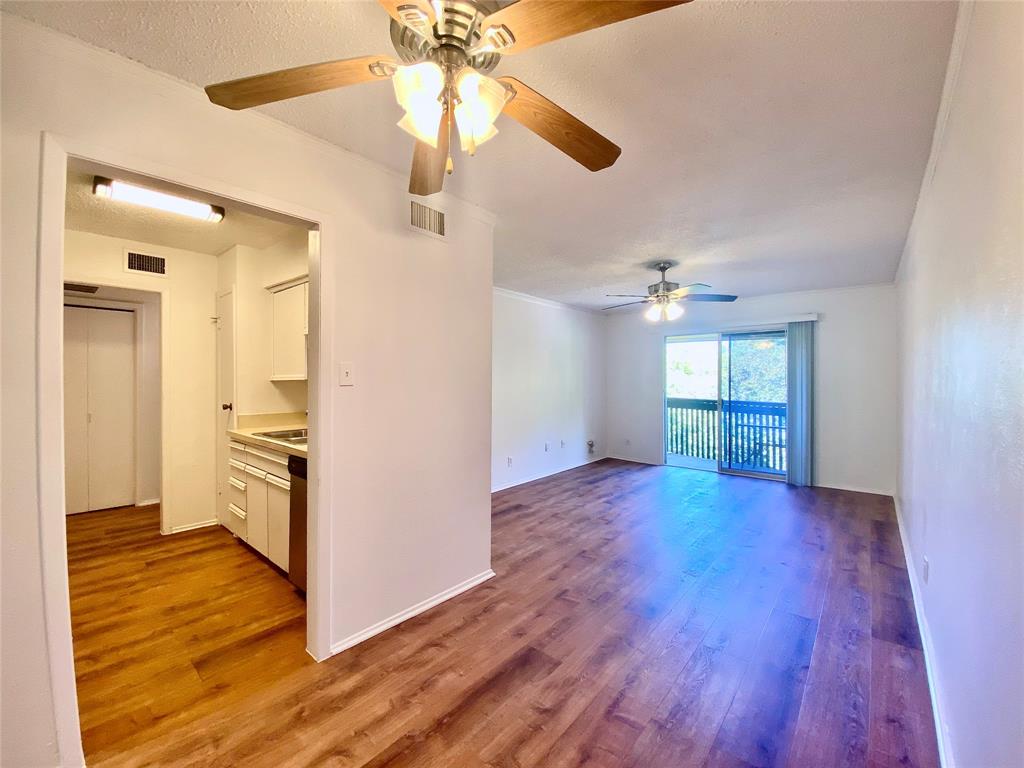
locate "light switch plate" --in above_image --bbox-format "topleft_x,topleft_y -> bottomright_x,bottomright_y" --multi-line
338,362 -> 354,387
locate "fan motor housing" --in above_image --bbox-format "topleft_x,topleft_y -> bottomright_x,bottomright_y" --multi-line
390,0 -> 503,73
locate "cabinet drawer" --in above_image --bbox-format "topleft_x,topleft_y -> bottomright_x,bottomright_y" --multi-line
243,445 -> 290,477
229,458 -> 246,482
229,440 -> 247,464
228,476 -> 246,511
226,502 -> 247,539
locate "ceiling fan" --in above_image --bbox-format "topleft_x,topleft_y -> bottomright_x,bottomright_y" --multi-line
204,0 -> 690,196
603,261 -> 738,322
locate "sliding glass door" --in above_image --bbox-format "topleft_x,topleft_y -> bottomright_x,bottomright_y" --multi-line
664,330 -> 788,478
719,331 -> 787,477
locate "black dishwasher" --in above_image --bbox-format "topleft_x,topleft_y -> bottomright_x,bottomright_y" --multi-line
287,455 -> 307,593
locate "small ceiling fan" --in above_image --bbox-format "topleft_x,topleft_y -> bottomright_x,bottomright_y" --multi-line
204,0 -> 690,196
603,261 -> 738,322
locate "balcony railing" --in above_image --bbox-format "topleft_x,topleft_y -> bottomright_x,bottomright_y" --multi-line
666,397 -> 787,475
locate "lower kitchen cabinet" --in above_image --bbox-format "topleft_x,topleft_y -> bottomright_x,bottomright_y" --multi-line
226,442 -> 292,575
266,473 -> 290,570
244,466 -> 269,557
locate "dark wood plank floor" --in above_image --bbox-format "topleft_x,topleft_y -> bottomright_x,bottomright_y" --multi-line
68,460 -> 939,768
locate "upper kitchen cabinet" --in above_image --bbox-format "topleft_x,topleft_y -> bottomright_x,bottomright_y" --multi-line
270,278 -> 308,381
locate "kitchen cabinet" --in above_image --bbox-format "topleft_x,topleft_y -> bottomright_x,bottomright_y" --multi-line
266,474 -> 291,570
270,280 -> 307,381
244,466 -> 269,556
224,442 -> 292,574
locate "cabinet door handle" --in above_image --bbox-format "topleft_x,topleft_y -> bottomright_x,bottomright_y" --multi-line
222,402 -> 233,411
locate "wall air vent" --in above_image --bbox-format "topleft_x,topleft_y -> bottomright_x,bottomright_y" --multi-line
410,200 -> 446,239
125,251 -> 166,276
63,282 -> 99,294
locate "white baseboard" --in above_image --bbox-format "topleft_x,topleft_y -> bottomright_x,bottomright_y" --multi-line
135,497 -> 160,507
328,568 -> 496,657
491,455 -> 607,493
165,518 -> 218,534
894,498 -> 955,768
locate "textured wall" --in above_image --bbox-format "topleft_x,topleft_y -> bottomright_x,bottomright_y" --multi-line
897,3 -> 1024,765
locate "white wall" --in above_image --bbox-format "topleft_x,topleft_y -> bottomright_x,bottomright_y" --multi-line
491,289 -> 606,491
896,3 -> 1024,766
605,284 -> 900,494
1,17 -> 494,768
64,230 -> 218,529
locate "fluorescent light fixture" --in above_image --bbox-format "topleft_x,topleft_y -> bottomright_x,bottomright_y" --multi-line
93,177 -> 225,222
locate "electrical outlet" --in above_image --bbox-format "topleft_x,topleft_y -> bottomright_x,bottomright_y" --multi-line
506,456 -> 512,468
922,556 -> 929,584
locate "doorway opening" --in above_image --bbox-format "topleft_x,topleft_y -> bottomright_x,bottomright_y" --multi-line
665,330 -> 788,478
60,156 -> 320,760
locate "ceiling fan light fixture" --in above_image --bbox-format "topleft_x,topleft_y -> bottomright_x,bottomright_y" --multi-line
453,69 -> 509,155
643,299 -> 684,323
392,61 -> 445,146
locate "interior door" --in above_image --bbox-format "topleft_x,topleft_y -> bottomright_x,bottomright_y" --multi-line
216,290 -> 235,522
63,307 -> 90,514
86,308 -> 137,509
719,331 -> 788,477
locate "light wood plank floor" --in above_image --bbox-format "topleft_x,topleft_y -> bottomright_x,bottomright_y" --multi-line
68,460 -> 939,767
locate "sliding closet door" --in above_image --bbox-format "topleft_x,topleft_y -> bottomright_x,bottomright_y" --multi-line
86,309 -> 136,510
64,307 -> 90,514
63,306 -> 136,513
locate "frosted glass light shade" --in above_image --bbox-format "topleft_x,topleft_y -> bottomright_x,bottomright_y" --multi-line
393,62 -> 445,147
453,69 -> 508,154
665,302 -> 684,321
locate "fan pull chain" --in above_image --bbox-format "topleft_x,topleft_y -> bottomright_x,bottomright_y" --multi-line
445,104 -> 454,175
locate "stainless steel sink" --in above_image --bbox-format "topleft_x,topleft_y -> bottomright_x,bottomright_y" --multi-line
254,428 -> 307,445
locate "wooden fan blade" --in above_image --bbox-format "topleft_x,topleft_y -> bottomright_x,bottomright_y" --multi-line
480,0 -> 690,55
206,55 -> 396,110
668,283 -> 712,296
680,293 -> 739,302
602,300 -> 648,311
409,109 -> 451,196
498,77 -> 621,171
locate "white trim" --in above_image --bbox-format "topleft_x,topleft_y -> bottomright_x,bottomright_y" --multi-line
166,519 -> 219,534
328,569 -> 497,657
136,498 -> 160,507
265,274 -> 309,293
812,482 -> 895,497
493,286 -> 601,315
894,497 -> 955,768
36,132 -> 335,764
491,456 -> 608,493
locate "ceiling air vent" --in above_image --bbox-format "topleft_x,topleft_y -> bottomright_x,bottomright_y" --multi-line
410,200 -> 446,239
126,251 -> 166,276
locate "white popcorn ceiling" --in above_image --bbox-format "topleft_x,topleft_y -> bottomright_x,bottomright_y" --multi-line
6,1 -> 957,308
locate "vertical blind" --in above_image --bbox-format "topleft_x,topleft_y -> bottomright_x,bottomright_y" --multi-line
786,321 -> 815,486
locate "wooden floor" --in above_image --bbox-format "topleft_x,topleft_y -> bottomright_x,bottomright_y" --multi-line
68,460 -> 939,767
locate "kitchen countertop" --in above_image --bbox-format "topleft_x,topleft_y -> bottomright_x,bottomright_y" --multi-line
228,424 -> 308,458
